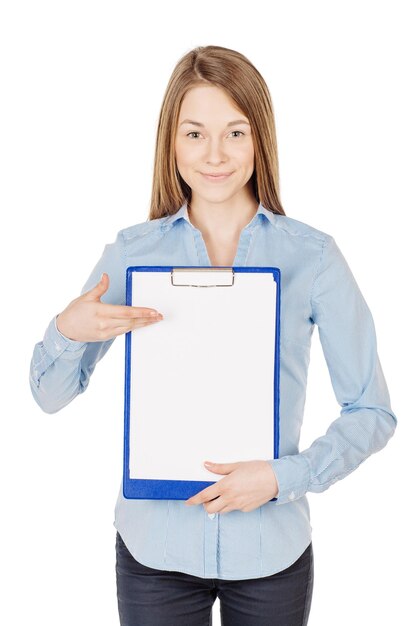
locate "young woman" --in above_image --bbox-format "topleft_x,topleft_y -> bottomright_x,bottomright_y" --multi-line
29,45 -> 397,626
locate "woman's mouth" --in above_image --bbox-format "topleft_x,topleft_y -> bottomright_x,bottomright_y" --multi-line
200,172 -> 233,182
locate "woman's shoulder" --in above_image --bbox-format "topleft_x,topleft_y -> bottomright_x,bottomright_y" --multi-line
116,215 -> 168,242
271,212 -> 333,244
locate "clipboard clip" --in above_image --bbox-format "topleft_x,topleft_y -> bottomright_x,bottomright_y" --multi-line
171,267 -> 235,287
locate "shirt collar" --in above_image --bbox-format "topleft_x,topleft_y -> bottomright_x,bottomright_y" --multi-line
161,201 -> 276,231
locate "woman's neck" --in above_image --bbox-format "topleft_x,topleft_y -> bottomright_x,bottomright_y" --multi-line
187,194 -> 259,240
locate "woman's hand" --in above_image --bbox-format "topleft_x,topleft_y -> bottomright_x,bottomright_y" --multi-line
56,272 -> 163,342
185,460 -> 279,514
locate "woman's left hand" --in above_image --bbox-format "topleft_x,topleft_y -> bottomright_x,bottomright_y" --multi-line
184,460 -> 279,514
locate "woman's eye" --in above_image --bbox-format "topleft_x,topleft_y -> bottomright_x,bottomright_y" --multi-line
186,130 -> 244,139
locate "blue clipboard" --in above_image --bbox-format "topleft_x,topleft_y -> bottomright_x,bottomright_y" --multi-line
123,266 -> 281,500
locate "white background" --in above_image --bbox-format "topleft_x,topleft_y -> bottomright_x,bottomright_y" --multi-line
1,1 -> 415,624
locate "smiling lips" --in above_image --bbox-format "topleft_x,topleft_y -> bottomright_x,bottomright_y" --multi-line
200,172 -> 233,181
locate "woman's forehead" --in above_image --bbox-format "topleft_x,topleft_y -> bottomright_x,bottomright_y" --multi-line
178,86 -> 248,122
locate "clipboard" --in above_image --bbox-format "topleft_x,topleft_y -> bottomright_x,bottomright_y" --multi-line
123,266 -> 281,500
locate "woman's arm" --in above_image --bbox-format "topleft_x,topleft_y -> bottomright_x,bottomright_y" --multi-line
267,236 -> 398,504
29,232 -> 126,414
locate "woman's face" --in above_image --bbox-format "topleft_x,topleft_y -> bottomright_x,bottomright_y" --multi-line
174,84 -> 255,206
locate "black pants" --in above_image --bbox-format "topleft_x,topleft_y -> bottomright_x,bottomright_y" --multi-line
116,532 -> 314,626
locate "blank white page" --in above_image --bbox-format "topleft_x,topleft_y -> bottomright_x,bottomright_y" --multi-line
128,269 -> 278,482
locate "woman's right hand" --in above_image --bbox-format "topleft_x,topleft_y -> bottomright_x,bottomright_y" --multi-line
56,272 -> 163,342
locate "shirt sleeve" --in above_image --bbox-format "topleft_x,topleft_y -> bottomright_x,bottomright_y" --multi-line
267,235 -> 398,504
29,231 -> 126,414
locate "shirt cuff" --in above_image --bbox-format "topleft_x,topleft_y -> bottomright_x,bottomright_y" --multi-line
266,454 -> 311,505
41,315 -> 88,359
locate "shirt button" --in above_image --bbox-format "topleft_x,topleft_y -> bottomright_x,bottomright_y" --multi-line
288,491 -> 296,501
208,513 -> 216,519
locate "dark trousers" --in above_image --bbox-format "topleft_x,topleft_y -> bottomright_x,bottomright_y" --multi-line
115,532 -> 314,626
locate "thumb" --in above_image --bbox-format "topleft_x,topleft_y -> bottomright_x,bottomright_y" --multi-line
84,272 -> 110,301
204,461 -> 237,474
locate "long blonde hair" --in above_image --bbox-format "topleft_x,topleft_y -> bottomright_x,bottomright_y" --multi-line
148,45 -> 286,219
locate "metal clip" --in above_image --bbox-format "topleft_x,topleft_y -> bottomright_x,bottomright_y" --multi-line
171,267 -> 235,287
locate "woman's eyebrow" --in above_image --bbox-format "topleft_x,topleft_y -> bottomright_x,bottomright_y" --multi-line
179,119 -> 250,127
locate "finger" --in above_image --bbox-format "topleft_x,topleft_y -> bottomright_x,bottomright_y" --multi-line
117,317 -> 162,331
102,316 -> 162,339
100,303 -> 162,319
111,316 -> 163,332
205,495 -> 230,514
187,488 -> 220,506
84,272 -> 110,301
131,319 -> 163,331
217,506 -> 233,514
103,319 -> 159,339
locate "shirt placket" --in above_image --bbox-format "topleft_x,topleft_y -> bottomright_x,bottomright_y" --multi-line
185,218 -> 257,577
204,511 -> 220,577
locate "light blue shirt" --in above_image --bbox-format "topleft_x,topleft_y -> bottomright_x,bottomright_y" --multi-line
29,202 -> 397,580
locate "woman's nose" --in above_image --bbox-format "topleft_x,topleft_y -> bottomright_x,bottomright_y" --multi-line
204,139 -> 227,164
